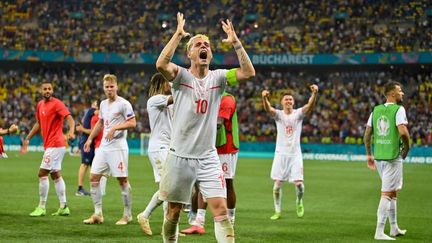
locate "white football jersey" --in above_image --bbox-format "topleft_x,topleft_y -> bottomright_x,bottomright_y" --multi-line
147,94 -> 173,152
274,108 -> 304,156
170,66 -> 227,158
99,96 -> 135,151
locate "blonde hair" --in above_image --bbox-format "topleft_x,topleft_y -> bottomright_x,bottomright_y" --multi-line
148,73 -> 169,97
186,34 -> 210,52
103,74 -> 117,83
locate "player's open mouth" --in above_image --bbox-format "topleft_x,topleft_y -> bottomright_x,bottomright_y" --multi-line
199,50 -> 207,60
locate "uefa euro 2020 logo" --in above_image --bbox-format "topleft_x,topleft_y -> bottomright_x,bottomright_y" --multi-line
377,116 -> 390,136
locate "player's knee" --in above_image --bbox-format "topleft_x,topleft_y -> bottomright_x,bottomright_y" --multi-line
117,177 -> 128,185
381,191 -> 396,198
89,173 -> 101,182
166,203 -> 182,221
273,180 -> 282,191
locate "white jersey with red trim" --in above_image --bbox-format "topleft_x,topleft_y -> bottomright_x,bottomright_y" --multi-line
274,108 -> 304,156
170,66 -> 227,158
99,96 -> 135,151
147,94 -> 173,152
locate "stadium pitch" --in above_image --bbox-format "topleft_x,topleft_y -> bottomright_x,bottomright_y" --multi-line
0,152 -> 431,242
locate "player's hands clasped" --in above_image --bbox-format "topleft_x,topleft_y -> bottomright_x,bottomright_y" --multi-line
221,19 -> 239,45
176,12 -> 190,38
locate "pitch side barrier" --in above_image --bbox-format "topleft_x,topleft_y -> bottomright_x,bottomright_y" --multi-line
4,138 -> 432,164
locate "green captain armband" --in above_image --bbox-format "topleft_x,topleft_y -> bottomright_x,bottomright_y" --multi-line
226,68 -> 239,86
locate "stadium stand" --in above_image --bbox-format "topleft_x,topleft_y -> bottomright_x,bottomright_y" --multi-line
0,0 -> 430,54
1,65 -> 430,145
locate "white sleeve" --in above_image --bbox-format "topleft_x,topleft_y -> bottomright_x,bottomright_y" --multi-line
99,101 -> 105,120
366,113 -> 372,127
148,95 -> 169,110
395,106 -> 408,126
123,100 -> 135,119
273,109 -> 281,121
171,66 -> 186,89
213,69 -> 227,94
297,108 -> 305,120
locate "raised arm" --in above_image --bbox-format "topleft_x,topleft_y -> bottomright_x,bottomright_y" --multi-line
398,124 -> 410,159
261,90 -> 276,117
156,12 -> 190,81
221,20 -> 255,82
301,84 -> 318,116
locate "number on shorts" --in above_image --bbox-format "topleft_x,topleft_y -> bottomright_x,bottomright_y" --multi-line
218,174 -> 226,189
43,155 -> 51,164
222,162 -> 228,172
118,161 -> 124,172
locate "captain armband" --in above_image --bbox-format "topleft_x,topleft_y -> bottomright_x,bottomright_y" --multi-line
226,68 -> 239,86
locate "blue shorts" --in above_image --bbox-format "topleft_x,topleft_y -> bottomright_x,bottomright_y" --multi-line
79,143 -> 95,165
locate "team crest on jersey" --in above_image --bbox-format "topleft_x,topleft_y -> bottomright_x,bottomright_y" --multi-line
377,115 -> 390,136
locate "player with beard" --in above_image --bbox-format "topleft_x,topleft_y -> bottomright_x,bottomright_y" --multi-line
23,81 -> 75,217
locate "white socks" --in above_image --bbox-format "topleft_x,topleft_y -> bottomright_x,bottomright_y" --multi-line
194,209 -> 206,227
389,198 -> 406,237
142,190 -> 163,218
99,175 -> 108,196
38,176 -> 49,208
54,177 -> 67,208
90,181 -> 103,215
273,182 -> 282,213
375,196 -> 394,240
228,208 -> 236,225
214,215 -> 235,243
162,217 -> 179,243
120,182 -> 132,217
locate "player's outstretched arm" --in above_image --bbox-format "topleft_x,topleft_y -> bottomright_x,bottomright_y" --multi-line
261,90 -> 276,116
0,124 -> 17,136
363,126 -> 375,170
156,12 -> 190,81
221,19 -> 255,83
302,84 -> 318,115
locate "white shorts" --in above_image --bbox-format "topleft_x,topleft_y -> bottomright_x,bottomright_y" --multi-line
148,150 -> 168,183
40,147 -> 66,172
270,153 -> 303,183
91,148 -> 129,177
159,153 -> 226,204
375,157 -> 403,192
218,153 -> 238,179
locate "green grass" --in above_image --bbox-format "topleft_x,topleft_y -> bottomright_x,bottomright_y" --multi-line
0,151 -> 431,242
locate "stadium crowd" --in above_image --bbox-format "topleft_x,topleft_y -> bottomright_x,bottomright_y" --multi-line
0,0 -> 430,54
1,67 -> 431,146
